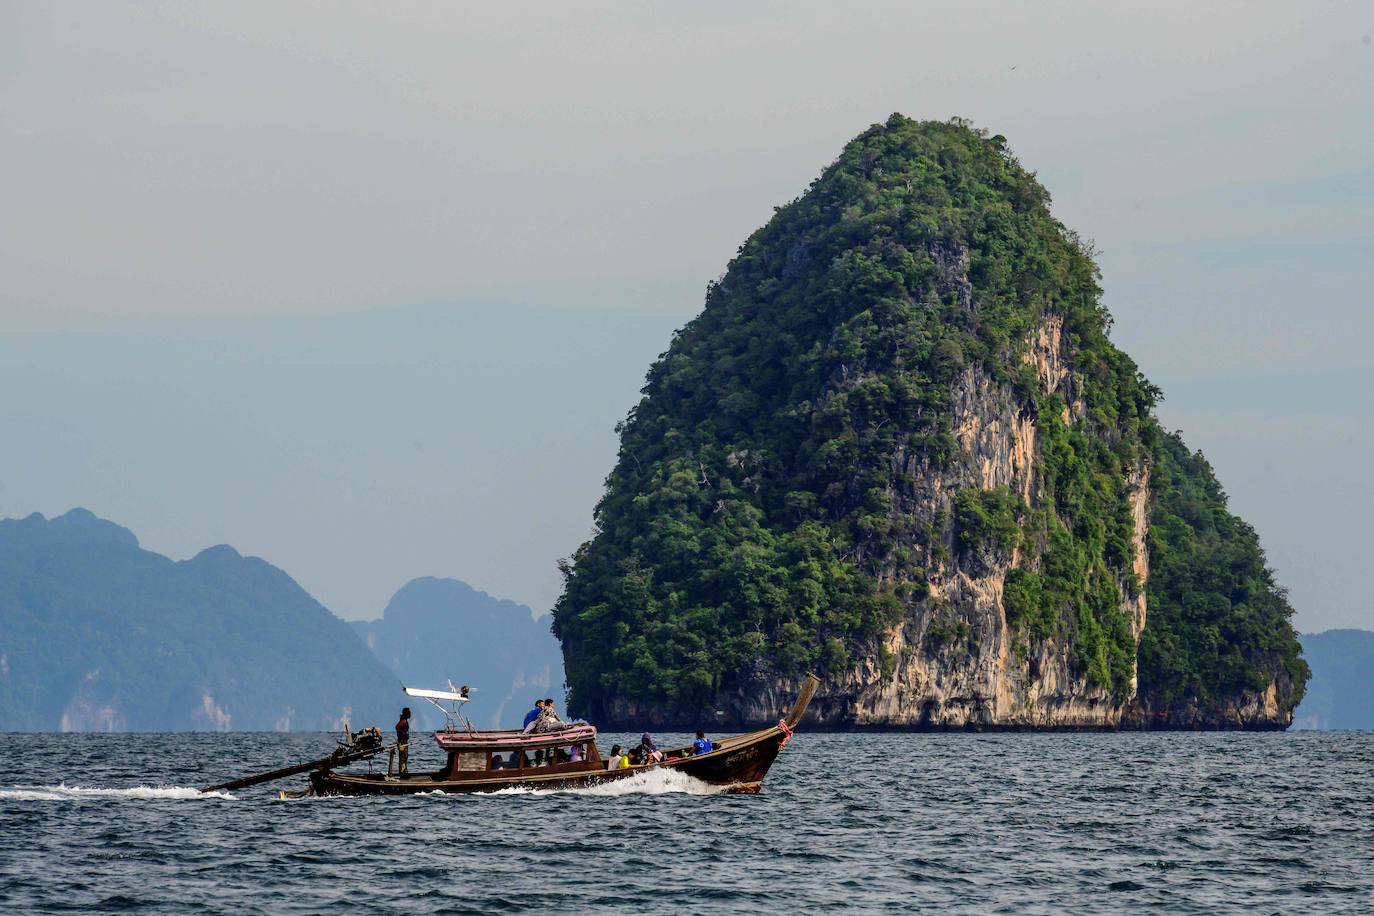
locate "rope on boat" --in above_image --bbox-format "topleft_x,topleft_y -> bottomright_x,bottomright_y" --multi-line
777,719 -> 794,747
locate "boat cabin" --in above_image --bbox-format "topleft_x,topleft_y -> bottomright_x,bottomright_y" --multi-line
432,724 -> 604,779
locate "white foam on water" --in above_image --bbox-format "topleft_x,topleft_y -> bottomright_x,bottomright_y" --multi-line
261,770 -> 736,802
568,767 -> 729,797
483,767 -> 728,798
0,784 -> 235,801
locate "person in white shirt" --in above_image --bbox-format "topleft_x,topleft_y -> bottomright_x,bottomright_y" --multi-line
606,744 -> 624,770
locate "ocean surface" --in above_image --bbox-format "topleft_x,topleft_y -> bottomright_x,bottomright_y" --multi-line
2,731 -> 1372,914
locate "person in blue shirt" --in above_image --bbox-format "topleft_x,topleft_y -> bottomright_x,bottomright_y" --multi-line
522,699 -> 547,766
693,730 -> 712,755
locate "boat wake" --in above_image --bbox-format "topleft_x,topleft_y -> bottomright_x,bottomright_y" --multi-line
0,784 -> 235,801
487,767 -> 729,798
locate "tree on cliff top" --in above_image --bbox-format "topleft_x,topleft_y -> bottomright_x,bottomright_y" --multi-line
552,114 -> 1305,725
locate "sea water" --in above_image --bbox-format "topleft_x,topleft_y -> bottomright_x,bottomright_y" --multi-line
2,731 -> 1372,913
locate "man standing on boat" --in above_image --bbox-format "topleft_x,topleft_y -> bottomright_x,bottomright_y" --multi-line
395,707 -> 411,775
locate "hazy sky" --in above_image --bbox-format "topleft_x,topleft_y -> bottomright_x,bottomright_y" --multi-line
2,3 -> 1370,631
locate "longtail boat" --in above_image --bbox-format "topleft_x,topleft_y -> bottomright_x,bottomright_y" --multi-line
201,674 -> 819,797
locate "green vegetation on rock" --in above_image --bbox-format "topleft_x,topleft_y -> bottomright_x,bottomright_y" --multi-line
552,114 -> 1306,726
1136,433 -> 1309,714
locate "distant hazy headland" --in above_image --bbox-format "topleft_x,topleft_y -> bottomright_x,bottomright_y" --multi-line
0,509 -> 562,732
351,576 -> 562,730
1293,630 -> 1374,731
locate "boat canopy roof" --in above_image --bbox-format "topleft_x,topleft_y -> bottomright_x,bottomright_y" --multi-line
434,723 -> 597,752
404,686 -> 467,702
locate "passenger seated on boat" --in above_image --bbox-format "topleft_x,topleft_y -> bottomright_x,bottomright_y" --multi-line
569,744 -> 583,763
637,733 -> 663,764
523,699 -> 552,734
693,731 -> 713,755
491,756 -> 504,770
529,698 -> 563,734
607,744 -> 624,769
507,751 -> 523,769
551,747 -> 570,764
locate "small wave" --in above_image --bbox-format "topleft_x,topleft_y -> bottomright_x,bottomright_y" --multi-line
0,784 -> 235,801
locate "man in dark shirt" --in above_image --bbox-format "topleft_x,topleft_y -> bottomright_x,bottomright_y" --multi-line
395,707 -> 411,775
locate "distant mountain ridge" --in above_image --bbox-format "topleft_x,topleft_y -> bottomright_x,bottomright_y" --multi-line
7,508 -> 1346,733
0,509 -> 400,731
1293,630 -> 1374,731
351,577 -> 564,730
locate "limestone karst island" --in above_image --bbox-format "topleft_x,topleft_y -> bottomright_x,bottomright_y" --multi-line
553,115 -> 1309,731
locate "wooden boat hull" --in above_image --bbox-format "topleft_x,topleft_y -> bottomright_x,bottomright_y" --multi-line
309,722 -> 787,797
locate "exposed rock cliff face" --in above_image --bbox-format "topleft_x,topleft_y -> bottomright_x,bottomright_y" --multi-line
610,317 -> 1152,730
554,115 -> 1306,730
1126,677 -> 1291,731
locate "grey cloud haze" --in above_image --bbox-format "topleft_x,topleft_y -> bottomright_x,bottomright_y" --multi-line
1,2 -> 1370,629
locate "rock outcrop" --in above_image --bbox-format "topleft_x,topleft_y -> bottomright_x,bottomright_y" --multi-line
553,115 -> 1307,730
